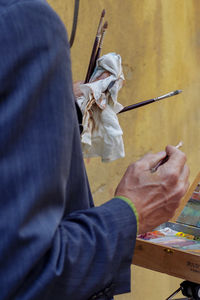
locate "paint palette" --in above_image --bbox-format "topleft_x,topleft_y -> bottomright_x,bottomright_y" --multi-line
132,172 -> 200,284
177,183 -> 200,227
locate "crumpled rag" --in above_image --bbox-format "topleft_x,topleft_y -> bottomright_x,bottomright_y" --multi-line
76,52 -> 125,162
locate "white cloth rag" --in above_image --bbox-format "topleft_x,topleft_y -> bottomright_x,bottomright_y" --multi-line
77,52 -> 125,162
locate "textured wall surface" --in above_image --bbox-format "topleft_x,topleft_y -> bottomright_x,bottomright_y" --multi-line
48,1 -> 200,299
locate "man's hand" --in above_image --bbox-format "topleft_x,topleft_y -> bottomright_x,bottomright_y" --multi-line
73,72 -> 111,99
73,81 -> 84,98
115,145 -> 190,234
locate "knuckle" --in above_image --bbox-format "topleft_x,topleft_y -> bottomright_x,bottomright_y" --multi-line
131,161 -> 142,172
178,151 -> 187,165
143,152 -> 153,160
175,183 -> 186,199
138,152 -> 153,165
127,162 -> 136,172
181,152 -> 187,162
127,163 -> 138,177
166,170 -> 179,185
177,147 -> 186,158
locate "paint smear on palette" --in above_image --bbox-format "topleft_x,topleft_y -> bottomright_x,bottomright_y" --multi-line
150,236 -> 200,250
177,198 -> 200,227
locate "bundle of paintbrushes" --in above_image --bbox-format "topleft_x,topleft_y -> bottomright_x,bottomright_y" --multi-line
84,10 -> 183,114
84,9 -> 108,83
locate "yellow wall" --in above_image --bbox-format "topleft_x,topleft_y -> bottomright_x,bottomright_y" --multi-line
48,1 -> 200,299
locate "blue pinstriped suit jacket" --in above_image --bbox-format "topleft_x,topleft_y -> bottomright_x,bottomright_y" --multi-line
0,1 -> 137,299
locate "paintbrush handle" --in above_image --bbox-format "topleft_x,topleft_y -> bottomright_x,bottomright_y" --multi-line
118,98 -> 155,113
84,10 -> 105,83
95,21 -> 108,61
150,155 -> 169,173
118,90 -> 182,114
84,36 -> 101,83
87,21 -> 108,82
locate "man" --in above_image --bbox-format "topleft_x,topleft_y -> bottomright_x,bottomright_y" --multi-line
0,0 -> 189,299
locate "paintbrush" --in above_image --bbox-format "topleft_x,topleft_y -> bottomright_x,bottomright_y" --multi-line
150,141 -> 183,173
118,89 -> 182,114
89,21 -> 108,77
84,9 -> 106,83
94,21 -> 108,63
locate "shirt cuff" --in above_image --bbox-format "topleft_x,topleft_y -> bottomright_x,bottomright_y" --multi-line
114,196 -> 139,234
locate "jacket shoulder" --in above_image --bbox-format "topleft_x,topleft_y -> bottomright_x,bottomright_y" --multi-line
0,0 -> 61,23
0,0 -> 67,42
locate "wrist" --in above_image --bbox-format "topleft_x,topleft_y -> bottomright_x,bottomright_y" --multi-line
114,195 -> 139,234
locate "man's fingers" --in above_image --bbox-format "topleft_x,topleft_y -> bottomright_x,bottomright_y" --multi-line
137,151 -> 166,170
93,71 -> 111,82
164,145 -> 187,174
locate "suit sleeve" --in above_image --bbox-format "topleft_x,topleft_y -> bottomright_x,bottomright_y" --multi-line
0,2 -> 137,300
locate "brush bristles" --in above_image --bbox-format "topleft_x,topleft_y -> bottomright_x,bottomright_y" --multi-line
174,89 -> 182,95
